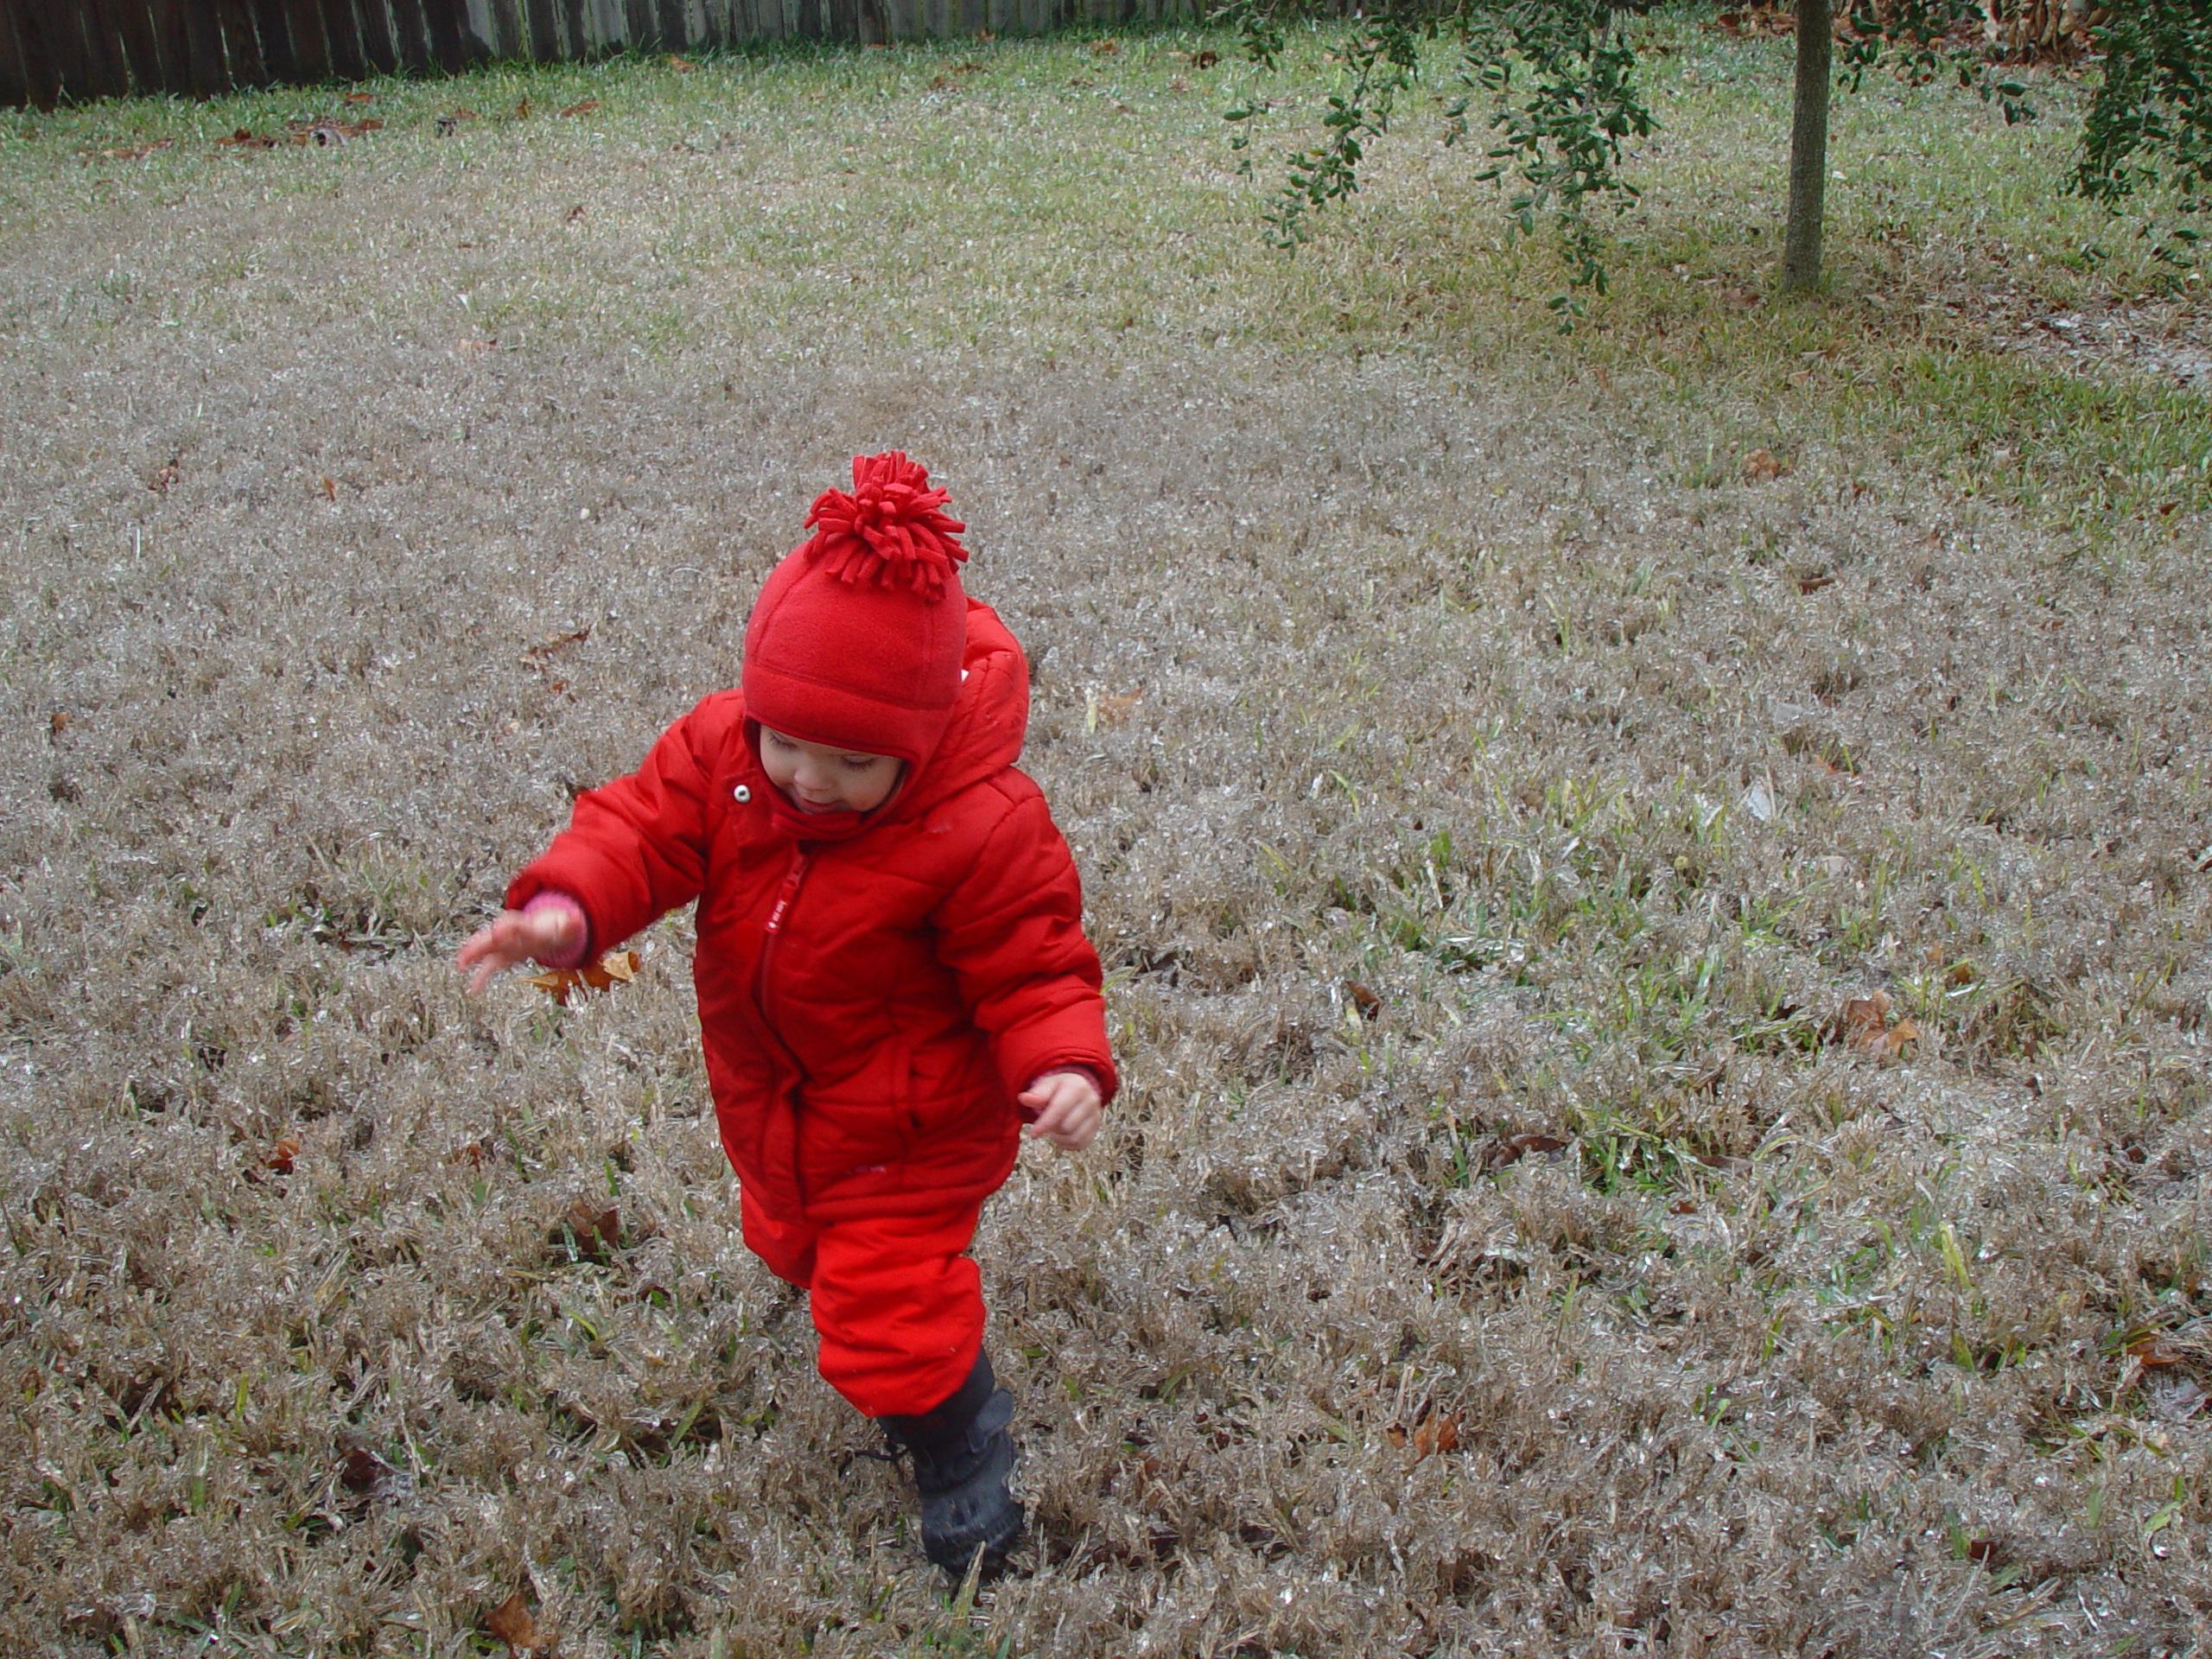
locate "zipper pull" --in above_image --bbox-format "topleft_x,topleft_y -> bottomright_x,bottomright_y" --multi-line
765,853 -> 809,935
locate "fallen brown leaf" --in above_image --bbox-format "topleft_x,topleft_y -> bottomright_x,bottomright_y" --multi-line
1486,1132 -> 1567,1171
486,1590 -> 556,1659
2130,1333 -> 2189,1368
1834,991 -> 1918,1059
1410,1412 -> 1461,1458
524,627 -> 592,660
1088,690 -> 1141,728
526,949 -> 640,1005
560,1196 -> 620,1262
337,1436 -> 395,1495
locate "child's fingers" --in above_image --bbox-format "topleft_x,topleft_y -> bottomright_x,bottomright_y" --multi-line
1021,1084 -> 1101,1151
456,914 -> 533,994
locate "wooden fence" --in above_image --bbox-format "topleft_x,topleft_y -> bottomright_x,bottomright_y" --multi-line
1,0 -> 1190,108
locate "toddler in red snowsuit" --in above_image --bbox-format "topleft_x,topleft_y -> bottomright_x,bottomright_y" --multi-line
458,454 -> 1117,1576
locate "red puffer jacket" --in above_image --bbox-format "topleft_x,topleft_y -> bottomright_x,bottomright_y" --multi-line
506,600 -> 1116,1224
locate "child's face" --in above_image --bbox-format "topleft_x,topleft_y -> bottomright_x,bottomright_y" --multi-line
759,727 -> 903,814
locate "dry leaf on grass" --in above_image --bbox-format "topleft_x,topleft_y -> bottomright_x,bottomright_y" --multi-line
1385,1412 -> 1462,1459
1485,1133 -> 1567,1171
527,949 -> 639,1006
335,1433 -> 411,1502
1740,448 -> 1789,484
1713,7 -> 1795,37
524,626 -> 592,660
91,139 -> 174,162
2131,1335 -> 2183,1367
486,1591 -> 556,1659
1085,689 -> 1141,730
558,1196 -> 620,1262
1832,991 -> 1919,1059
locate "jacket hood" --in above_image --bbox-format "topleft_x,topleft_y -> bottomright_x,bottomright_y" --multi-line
746,598 -> 1027,840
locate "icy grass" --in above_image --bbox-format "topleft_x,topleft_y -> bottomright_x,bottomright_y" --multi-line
3,13 -> 2212,1657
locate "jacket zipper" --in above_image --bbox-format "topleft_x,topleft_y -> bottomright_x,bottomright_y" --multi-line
756,848 -> 811,1040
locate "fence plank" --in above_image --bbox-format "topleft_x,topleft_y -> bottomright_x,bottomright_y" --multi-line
320,0 -> 369,79
100,0 -> 159,92
283,0 -> 331,78
0,6 -> 29,107
181,0 -> 232,92
25,0 -> 89,102
241,0 -> 288,77
460,0 -> 495,59
353,0 -> 397,71
212,0 -> 268,84
383,0 -> 431,69
484,0 -> 518,56
422,0 -> 467,69
79,0 -> 134,98
521,0 -> 557,58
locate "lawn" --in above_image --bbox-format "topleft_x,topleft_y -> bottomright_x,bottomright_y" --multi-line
3,11 -> 2210,1655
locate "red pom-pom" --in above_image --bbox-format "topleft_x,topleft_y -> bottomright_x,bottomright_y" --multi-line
798,452 -> 969,598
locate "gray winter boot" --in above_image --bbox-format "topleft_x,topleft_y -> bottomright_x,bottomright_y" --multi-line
879,1351 -> 1023,1578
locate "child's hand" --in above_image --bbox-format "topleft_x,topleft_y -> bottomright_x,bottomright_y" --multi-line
456,903 -> 582,994
1018,1071 -> 1103,1152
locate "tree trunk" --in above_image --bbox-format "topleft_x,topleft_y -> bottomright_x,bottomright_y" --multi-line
1783,0 -> 1833,293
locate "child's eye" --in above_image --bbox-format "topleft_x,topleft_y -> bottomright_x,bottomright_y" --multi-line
841,756 -> 882,772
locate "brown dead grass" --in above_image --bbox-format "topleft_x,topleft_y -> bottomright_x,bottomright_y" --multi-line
2,23 -> 2210,1659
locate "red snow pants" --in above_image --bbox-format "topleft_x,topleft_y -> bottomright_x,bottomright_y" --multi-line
740,1191 -> 988,1419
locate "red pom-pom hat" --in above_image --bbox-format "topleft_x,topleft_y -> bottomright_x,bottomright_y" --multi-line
741,452 -> 972,770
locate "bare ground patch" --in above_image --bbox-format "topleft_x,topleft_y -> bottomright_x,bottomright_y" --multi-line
3,31 -> 2211,1659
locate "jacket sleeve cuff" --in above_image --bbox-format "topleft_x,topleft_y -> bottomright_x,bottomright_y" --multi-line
522,890 -> 592,969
